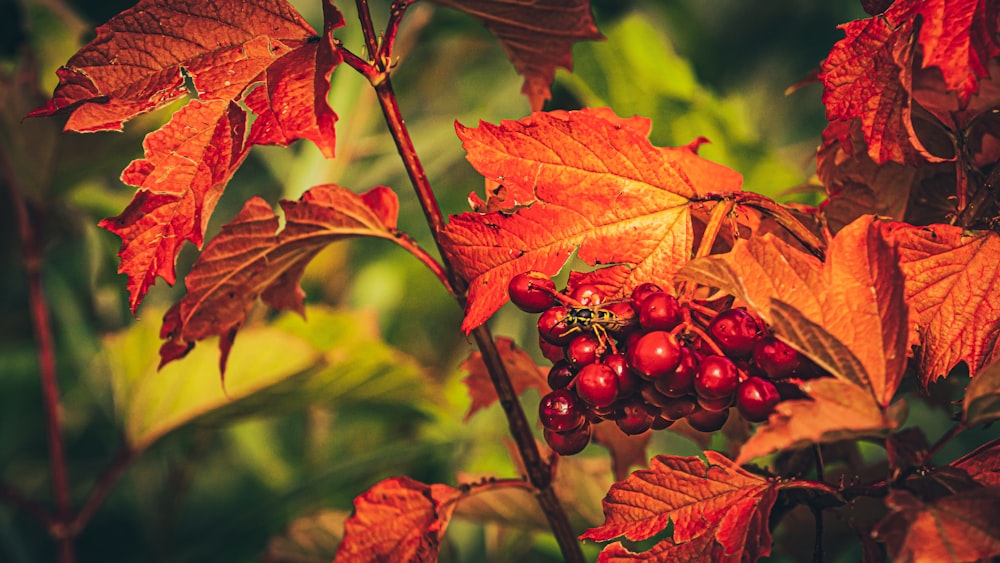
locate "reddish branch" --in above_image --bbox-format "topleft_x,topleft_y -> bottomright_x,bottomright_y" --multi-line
1,138 -> 74,563
343,3 -> 585,561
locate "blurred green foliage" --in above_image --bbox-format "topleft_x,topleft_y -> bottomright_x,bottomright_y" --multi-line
1,0 -> 988,562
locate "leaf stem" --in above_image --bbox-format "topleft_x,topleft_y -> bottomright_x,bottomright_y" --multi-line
920,422 -> 965,465
811,505 -> 824,563
0,481 -> 54,528
69,447 -> 137,535
1,137 -> 75,563
348,4 -> 583,561
354,0 -> 380,64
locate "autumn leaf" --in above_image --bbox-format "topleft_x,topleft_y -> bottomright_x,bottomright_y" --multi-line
872,488 -> 1000,563
442,108 -> 743,332
460,337 -> 548,421
819,0 -> 1000,165
581,451 -> 832,561
334,477 -> 463,563
32,0 -> 346,312
678,215 -> 909,406
426,0 -> 602,111
878,221 -> 1000,382
736,378 -> 899,464
964,358 -> 1000,427
952,439 -> 1000,488
159,185 -> 402,373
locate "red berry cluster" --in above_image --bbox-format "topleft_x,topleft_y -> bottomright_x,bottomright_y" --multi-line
507,271 -> 820,455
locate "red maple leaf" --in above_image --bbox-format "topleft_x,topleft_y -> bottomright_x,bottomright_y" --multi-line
580,451 -> 833,562
872,488 -> 1000,562
441,108 -> 743,332
426,0 -> 602,111
878,221 -> 1000,382
460,337 -> 548,421
819,0 -> 1000,165
159,185 -> 402,373
31,0 -> 345,312
334,477 -> 463,563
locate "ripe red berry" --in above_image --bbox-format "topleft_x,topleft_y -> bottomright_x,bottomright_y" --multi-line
654,346 -> 699,397
751,336 -> 803,380
508,271 -> 557,313
660,396 -> 698,420
638,292 -> 683,331
538,389 -> 585,432
708,308 -> 762,358
544,423 -> 591,455
546,360 -> 576,390
630,282 -> 664,309
538,306 -> 573,345
697,394 -> 734,412
565,333 -> 601,368
615,397 -> 654,435
686,407 -> 729,432
570,284 -> 604,306
604,353 -> 638,398
737,377 -> 782,422
695,355 -> 740,400
627,331 -> 682,380
576,363 -> 620,407
650,414 -> 674,430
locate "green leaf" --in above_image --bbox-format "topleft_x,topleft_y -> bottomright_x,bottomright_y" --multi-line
104,305 -> 430,451
965,358 -> 1000,427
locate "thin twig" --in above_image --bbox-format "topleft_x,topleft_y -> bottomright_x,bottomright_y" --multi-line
1,137 -> 75,563
0,481 -> 54,528
920,422 -> 965,466
70,447 -> 136,534
354,0 -> 380,65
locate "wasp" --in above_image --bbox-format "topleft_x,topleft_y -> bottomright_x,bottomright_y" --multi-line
559,300 -> 637,341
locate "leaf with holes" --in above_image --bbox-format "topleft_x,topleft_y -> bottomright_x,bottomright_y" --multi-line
159,185 -> 402,374
442,108 -> 743,332
32,0 -> 345,312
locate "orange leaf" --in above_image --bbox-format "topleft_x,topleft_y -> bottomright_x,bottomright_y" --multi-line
879,222 -> 1000,382
581,451 -> 831,561
443,108 -> 743,332
872,489 -> 1000,563
460,337 -> 547,421
100,100 -> 249,312
952,438 -> 1000,488
679,215 -> 909,406
736,378 -> 898,464
159,185 -> 401,372
334,477 -> 463,563
426,0 -> 602,111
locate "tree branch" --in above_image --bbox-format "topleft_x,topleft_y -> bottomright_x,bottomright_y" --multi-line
1,138 -> 75,563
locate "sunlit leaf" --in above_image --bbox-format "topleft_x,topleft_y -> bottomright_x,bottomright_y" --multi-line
105,306 -> 429,451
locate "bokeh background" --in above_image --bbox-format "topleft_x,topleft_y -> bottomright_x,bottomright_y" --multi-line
6,1 -> 977,561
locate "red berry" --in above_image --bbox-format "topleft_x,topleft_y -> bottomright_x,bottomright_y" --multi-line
565,333 -> 601,368
708,308 -> 762,358
538,306 -> 572,345
737,377 -> 782,422
570,284 -> 604,306
508,271 -> 557,313
576,363 -> 620,407
650,415 -> 675,430
640,381 -> 672,407
686,407 -> 729,432
695,355 -> 740,400
615,399 -> 655,435
604,353 -> 638,398
630,282 -> 664,309
547,360 -> 576,390
628,331 -> 682,380
544,423 -> 591,455
660,396 -> 698,420
697,394 -> 734,412
538,336 -> 565,364
638,292 -> 683,331
654,346 -> 699,397
751,336 -> 803,380
538,389 -> 585,432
